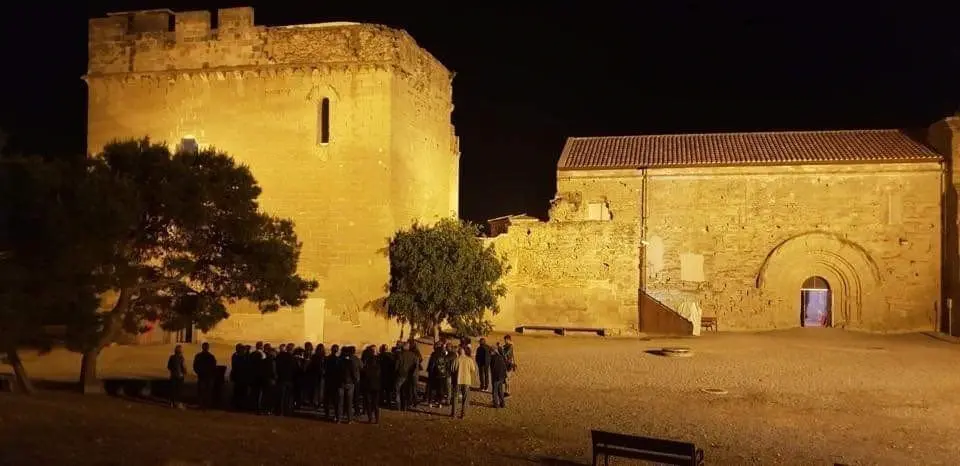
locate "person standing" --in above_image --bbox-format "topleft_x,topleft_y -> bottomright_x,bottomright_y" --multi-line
502,335 -> 517,397
360,345 -> 382,424
275,343 -> 296,416
394,342 -> 418,411
192,342 -> 218,409
324,344 -> 341,419
450,347 -> 479,419
167,345 -> 187,409
229,344 -> 248,411
338,346 -> 360,423
490,346 -> 507,408
475,338 -> 491,392
308,344 -> 326,409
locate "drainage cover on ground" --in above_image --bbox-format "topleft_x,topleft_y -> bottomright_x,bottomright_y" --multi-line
660,347 -> 693,357
701,388 -> 728,395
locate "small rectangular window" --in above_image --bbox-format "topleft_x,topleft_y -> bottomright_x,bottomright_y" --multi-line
586,202 -> 610,221
318,98 -> 330,145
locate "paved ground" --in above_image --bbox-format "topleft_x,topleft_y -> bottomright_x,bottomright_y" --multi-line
3,328 -> 960,465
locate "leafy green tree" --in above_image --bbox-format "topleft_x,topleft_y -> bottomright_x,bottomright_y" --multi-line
386,218 -> 508,340
73,139 -> 317,392
0,155 -> 107,394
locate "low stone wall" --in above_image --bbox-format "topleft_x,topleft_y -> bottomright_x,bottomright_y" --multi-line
487,219 -> 640,334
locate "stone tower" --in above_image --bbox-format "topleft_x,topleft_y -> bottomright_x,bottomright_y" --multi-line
85,7 -> 460,344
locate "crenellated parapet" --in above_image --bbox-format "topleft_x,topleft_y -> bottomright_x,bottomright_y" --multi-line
87,6 -> 451,94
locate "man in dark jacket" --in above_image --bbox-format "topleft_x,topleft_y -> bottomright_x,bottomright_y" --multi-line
248,342 -> 265,412
275,343 -> 296,416
259,345 -> 278,415
167,345 -> 187,408
360,345 -> 381,423
193,342 -> 217,409
307,344 -> 326,409
324,344 -> 341,419
229,344 -> 248,411
394,342 -> 418,411
490,346 -> 508,408
338,346 -> 361,423
378,344 -> 395,407
442,343 -> 457,406
476,338 -> 491,392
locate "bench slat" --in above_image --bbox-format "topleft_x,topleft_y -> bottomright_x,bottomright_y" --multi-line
595,446 -> 694,465
592,430 -> 696,457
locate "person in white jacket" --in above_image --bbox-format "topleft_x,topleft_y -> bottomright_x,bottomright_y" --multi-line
451,346 -> 479,419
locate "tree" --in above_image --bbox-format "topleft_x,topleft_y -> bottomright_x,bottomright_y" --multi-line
0,155 -> 106,394
74,139 -> 317,392
386,218 -> 508,340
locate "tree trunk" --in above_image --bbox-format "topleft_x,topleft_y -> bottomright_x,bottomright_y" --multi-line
79,287 -> 131,394
433,324 -> 440,343
79,347 -> 102,394
4,348 -> 35,394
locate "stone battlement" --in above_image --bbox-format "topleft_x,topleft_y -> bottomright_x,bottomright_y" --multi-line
87,6 -> 450,84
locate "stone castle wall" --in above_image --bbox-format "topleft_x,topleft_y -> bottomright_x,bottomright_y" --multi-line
492,162 -> 943,334
642,163 -> 942,332
487,170 -> 643,334
86,7 -> 457,346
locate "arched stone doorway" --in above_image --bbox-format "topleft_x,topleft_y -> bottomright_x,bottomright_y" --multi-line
756,232 -> 883,329
801,276 -> 831,327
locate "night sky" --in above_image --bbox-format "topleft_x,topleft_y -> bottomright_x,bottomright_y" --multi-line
1,2 -> 957,223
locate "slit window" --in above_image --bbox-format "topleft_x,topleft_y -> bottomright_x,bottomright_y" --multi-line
318,98 -> 330,145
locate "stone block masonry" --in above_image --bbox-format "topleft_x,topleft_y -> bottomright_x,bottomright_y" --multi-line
492,160 -> 944,335
86,7 -> 459,345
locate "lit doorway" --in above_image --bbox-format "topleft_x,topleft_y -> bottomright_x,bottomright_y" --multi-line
801,276 -> 831,327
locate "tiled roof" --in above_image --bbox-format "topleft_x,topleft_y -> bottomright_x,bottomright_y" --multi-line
557,129 -> 942,170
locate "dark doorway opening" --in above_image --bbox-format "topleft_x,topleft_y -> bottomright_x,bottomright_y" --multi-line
801,276 -> 831,327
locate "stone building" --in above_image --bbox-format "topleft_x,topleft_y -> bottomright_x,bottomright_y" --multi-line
85,7 -> 459,344
489,121 -> 960,335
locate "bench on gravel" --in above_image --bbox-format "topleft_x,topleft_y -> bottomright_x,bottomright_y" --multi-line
591,430 -> 704,466
515,325 -> 605,337
701,316 -> 718,332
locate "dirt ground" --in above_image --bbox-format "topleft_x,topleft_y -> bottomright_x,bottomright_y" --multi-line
3,328 -> 960,465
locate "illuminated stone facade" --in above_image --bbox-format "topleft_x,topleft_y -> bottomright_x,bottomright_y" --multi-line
490,128 -> 955,335
86,7 -> 459,345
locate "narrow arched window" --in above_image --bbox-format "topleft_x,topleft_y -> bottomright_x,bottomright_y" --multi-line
318,98 -> 330,145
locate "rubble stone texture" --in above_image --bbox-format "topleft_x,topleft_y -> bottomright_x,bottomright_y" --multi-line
86,7 -> 459,345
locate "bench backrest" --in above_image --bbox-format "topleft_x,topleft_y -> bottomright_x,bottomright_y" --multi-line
591,430 -> 696,457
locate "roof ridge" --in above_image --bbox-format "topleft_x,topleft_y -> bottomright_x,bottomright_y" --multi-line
566,128 -> 902,141
558,128 -> 942,170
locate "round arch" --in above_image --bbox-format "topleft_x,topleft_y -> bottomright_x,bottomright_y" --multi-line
756,231 -> 882,328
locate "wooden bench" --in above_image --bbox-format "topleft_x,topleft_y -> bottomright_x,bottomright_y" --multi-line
515,325 -> 606,337
701,316 -> 718,332
591,430 -> 703,466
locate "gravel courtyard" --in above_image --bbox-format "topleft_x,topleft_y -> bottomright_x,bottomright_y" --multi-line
3,328 -> 960,465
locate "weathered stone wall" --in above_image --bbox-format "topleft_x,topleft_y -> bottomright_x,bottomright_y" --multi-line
488,221 -> 640,333
488,169 -> 642,334
86,7 -> 456,345
494,161 -> 943,335
643,163 -> 943,332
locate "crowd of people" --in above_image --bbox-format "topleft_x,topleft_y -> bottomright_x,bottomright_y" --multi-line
166,334 -> 518,423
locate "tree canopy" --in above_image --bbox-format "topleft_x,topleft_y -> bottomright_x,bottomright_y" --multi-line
386,218 -> 508,339
72,139 -> 318,391
0,154 -> 107,393
0,138 -> 318,392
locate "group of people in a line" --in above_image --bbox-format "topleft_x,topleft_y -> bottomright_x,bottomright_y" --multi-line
166,334 -> 518,423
